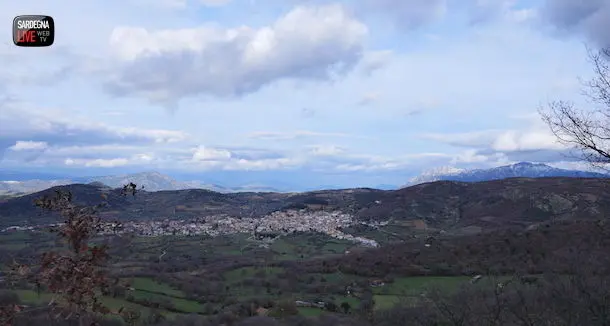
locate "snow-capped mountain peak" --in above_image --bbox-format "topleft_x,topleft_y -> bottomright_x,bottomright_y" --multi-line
420,166 -> 465,177
404,162 -> 609,187
408,166 -> 465,185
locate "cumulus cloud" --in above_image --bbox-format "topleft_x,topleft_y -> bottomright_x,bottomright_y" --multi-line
188,153 -> 301,171
65,158 -> 130,168
1,141 -> 202,169
490,130 -> 562,152
326,152 -> 451,173
103,4 -> 367,104
541,0 -> 610,47
188,146 -> 313,171
449,148 -> 490,164
0,104 -> 188,149
192,146 -> 232,161
4,141 -> 49,163
0,0 -> 599,183
494,149 -> 573,164
39,140 -> 451,173
421,125 -> 578,167
220,157 -> 300,171
9,141 -> 48,151
0,99 -> 190,169
423,128 -> 564,153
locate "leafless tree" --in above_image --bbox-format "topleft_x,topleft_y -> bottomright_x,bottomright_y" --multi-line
540,47 -> 610,169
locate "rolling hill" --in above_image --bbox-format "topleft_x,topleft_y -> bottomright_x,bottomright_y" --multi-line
1,177 -> 609,230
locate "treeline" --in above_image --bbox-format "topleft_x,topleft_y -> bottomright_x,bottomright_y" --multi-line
296,219 -> 610,278
6,267 -> 610,326
4,186 -> 610,325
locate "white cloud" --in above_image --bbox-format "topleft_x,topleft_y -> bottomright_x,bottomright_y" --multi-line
223,157 -> 300,170
9,141 -> 48,151
192,145 -> 232,161
187,156 -> 301,171
449,149 -> 511,166
0,103 -> 188,146
104,4 -> 368,104
491,130 -> 562,152
187,145 -> 306,170
134,153 -> 155,162
423,128 -> 565,153
449,149 -> 488,164
62,151 -> 163,167
327,152 -> 450,172
0,0 -> 601,187
65,158 -> 130,168
50,144 -> 134,154
115,128 -> 187,143
334,161 -> 404,172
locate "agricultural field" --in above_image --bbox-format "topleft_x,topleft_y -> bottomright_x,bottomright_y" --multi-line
0,214 -> 600,326
0,229 -> 491,322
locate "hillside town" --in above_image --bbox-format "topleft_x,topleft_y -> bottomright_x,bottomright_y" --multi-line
1,209 -> 380,247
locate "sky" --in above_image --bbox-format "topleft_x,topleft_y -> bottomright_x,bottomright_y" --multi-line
1,0 -> 609,189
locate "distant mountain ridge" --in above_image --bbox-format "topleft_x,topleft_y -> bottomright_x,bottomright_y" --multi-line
0,171 -> 282,196
77,172 -> 226,192
2,177 -> 610,231
405,162 -> 610,186
0,179 -> 73,195
2,162 -> 607,196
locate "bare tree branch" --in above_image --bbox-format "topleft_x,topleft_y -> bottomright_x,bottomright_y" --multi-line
540,46 -> 610,170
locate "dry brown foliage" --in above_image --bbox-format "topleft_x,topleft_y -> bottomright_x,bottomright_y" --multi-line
0,183 -> 138,326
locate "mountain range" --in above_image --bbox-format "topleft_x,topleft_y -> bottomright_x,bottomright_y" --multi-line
1,162 -> 608,197
75,172 -> 227,192
2,177 -> 610,232
405,162 -> 610,186
0,172 -> 283,196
